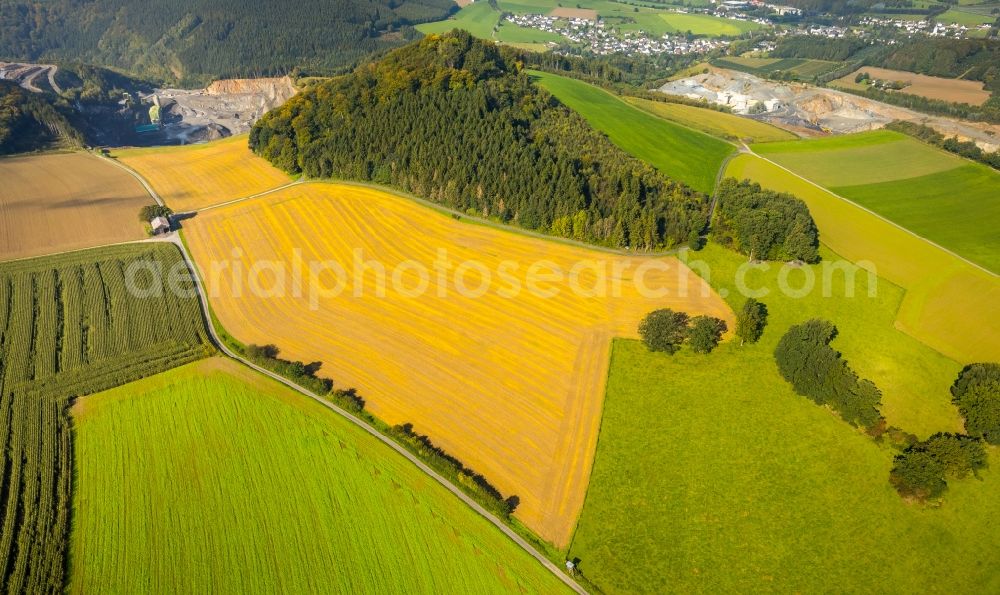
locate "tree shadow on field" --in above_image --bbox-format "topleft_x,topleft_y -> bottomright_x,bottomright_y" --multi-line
171,211 -> 198,229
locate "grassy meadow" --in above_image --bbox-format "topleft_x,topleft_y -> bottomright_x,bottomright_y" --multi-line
751,130 -> 1000,274
531,71 -> 734,193
569,241 -> 999,592
415,2 -> 501,38
70,358 -> 569,593
570,335 -> 999,593
726,154 -> 1000,364
714,56 -> 844,79
624,96 -> 797,143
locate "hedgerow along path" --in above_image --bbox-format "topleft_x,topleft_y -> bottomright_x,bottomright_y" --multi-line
0,243 -> 212,593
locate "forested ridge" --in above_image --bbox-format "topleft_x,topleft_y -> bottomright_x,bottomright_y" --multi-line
0,0 -> 455,85
252,32 -> 710,250
0,82 -> 81,154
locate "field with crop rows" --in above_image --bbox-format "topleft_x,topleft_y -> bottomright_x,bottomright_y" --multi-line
725,153 -> 1000,364
0,244 -> 210,593
114,135 -> 291,211
531,71 -> 734,193
70,358 -> 568,593
624,96 -> 797,143
0,153 -> 151,261
183,181 -> 733,546
752,130 -> 1000,274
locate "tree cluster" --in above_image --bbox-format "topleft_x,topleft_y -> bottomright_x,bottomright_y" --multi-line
0,0 -> 455,84
251,32 -> 710,249
890,433 -> 987,501
951,363 -> 1000,445
138,205 -> 173,222
773,319 -> 883,428
713,178 -> 820,263
639,309 -> 727,354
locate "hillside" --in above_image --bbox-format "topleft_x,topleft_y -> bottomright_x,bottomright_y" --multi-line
0,81 -> 81,153
251,32 -> 711,250
0,0 -> 455,85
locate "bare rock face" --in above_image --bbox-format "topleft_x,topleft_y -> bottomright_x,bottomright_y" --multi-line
205,76 -> 297,108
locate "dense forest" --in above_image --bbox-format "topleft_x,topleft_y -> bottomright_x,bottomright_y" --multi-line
252,32 -> 710,250
0,82 -> 81,154
0,0 -> 455,85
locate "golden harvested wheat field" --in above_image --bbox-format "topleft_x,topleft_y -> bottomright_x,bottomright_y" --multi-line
114,136 -> 291,211
184,182 -> 733,546
0,152 -> 150,261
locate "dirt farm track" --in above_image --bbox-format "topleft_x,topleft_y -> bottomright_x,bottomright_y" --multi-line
182,182 -> 734,546
0,153 -> 149,261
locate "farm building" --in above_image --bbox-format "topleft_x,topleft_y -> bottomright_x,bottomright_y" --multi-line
150,216 -> 170,235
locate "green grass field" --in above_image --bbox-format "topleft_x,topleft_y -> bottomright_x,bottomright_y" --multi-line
726,153 -> 1000,365
830,164 -> 1000,274
0,243 -> 211,593
659,12 -> 761,35
70,358 -> 568,593
624,96 -> 797,142
531,71 -> 735,193
936,7 -> 995,25
570,333 -> 1000,593
752,130 -> 1000,274
416,2 -> 500,38
714,57 -> 844,79
753,130 -> 963,186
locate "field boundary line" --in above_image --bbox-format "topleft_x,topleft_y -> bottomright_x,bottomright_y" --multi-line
95,152 -> 166,206
194,180 -> 305,213
168,233 -> 588,594
745,150 -> 998,278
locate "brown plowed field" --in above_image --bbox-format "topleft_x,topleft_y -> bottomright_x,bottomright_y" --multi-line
0,152 -> 149,261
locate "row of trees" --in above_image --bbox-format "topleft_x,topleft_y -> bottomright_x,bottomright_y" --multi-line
713,178 -> 820,263
887,121 -> 1000,171
251,32 -> 711,250
638,309 -> 728,355
243,343 -> 334,395
773,319 -> 883,429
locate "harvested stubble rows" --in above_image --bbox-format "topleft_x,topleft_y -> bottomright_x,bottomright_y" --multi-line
0,244 -> 210,593
0,152 -> 150,261
114,135 -> 291,211
70,358 -> 568,593
183,182 -> 733,546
